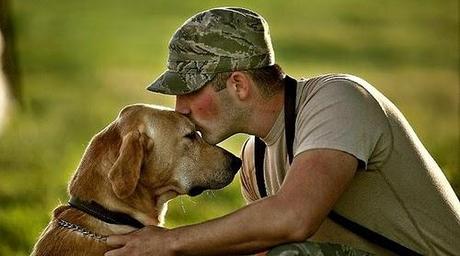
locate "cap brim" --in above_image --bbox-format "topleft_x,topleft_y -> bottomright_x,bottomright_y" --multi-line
147,70 -> 188,95
147,70 -> 207,96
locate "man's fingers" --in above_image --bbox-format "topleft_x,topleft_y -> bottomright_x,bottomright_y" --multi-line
106,234 -> 129,247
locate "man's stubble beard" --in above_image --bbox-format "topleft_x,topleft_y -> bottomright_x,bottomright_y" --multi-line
202,93 -> 249,145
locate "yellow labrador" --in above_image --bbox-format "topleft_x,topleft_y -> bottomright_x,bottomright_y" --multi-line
31,104 -> 241,256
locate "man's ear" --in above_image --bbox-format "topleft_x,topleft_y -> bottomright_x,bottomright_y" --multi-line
228,71 -> 251,100
108,131 -> 144,199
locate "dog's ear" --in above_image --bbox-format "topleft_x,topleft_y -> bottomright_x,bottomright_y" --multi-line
108,130 -> 144,199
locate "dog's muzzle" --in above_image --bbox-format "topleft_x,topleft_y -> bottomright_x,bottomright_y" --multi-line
188,154 -> 242,197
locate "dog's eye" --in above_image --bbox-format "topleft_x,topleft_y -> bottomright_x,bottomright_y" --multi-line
184,132 -> 198,140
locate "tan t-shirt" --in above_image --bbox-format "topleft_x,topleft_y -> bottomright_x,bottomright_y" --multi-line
240,74 -> 460,255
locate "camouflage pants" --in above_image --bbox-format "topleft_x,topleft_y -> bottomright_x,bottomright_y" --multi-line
265,241 -> 374,256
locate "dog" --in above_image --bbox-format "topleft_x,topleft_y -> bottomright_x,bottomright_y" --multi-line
31,104 -> 241,256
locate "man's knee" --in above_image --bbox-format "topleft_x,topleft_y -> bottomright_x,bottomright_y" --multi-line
266,241 -> 374,256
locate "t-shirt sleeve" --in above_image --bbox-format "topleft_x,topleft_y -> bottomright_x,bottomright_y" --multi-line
294,78 -> 390,169
239,137 -> 260,203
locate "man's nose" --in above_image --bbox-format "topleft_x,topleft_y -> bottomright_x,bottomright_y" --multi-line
175,96 -> 191,115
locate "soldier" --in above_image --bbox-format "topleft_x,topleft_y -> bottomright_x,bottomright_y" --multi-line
105,7 -> 460,256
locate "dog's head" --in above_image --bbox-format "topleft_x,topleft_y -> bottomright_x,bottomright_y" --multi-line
105,104 -> 241,204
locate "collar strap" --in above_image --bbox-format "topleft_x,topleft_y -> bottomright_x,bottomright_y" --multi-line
68,197 -> 145,229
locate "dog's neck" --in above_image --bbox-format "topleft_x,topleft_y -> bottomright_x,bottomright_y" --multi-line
68,182 -> 164,228
68,197 -> 145,229
58,189 -> 165,240
68,146 -> 163,228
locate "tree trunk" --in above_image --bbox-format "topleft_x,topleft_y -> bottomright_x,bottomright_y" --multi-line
0,0 -> 21,104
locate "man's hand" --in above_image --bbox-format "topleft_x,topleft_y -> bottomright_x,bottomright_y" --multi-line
104,225 -> 173,256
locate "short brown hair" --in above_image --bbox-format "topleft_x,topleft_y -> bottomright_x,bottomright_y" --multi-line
210,64 -> 285,98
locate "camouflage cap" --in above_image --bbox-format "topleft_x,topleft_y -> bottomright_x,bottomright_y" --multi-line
147,7 -> 275,95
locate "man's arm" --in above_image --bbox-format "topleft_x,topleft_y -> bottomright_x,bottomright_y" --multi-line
105,148 -> 358,256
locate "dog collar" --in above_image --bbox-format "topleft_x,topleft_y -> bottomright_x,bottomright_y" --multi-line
68,197 -> 145,229
57,218 -> 107,242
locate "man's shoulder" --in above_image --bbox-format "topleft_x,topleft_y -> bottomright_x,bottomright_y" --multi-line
299,73 -> 370,87
296,73 -> 384,106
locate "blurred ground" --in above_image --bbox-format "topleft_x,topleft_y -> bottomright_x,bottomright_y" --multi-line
0,1 -> 458,255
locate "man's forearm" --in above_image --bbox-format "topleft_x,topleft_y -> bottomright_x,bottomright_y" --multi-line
167,194 -> 306,256
104,150 -> 356,256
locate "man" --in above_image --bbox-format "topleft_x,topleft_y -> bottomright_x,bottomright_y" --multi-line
105,7 -> 460,256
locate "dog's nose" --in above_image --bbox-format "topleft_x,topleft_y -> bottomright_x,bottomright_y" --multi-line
220,148 -> 242,172
230,155 -> 242,172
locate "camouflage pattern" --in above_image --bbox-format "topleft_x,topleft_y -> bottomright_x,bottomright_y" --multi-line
266,241 -> 374,256
147,7 -> 275,95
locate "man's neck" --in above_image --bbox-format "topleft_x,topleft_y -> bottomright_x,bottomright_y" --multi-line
245,87 -> 284,138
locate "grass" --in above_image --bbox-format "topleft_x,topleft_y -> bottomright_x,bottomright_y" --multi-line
0,0 -> 458,255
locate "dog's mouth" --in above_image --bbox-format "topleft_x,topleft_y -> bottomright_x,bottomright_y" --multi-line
185,156 -> 241,197
188,186 -> 206,197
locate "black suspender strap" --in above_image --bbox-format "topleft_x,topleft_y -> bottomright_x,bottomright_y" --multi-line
253,75 -> 422,255
254,136 -> 267,198
284,76 -> 297,163
254,75 -> 297,198
327,211 -> 422,255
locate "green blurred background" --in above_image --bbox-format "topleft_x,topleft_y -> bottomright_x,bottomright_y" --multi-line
0,0 -> 458,255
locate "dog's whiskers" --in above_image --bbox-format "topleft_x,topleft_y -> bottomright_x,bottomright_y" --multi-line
209,190 -> 216,198
179,197 -> 187,214
203,190 -> 216,199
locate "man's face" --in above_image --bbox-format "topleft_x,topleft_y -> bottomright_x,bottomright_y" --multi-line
175,82 -> 235,145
